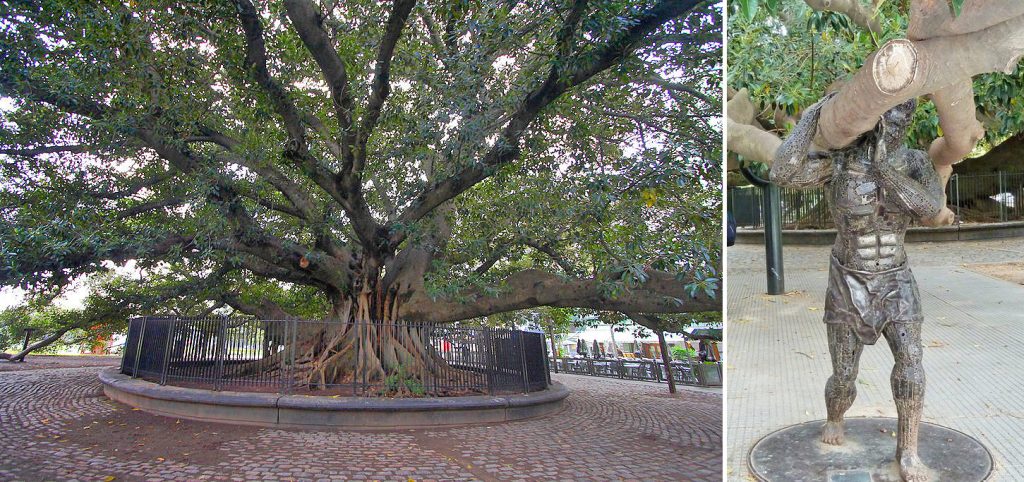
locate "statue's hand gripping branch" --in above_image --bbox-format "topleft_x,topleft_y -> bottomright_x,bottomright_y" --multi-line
871,119 -> 947,222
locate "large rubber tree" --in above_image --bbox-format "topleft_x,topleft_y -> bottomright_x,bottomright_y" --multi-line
0,1 -> 721,386
727,0 -> 1024,223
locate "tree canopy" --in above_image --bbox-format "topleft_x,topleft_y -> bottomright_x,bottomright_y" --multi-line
0,0 -> 722,355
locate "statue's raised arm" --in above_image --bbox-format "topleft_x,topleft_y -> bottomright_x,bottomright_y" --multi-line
871,121 -> 947,222
770,94 -> 836,189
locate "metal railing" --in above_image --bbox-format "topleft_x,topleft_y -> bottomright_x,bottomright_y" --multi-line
729,172 -> 1024,229
549,357 -> 723,387
121,316 -> 550,396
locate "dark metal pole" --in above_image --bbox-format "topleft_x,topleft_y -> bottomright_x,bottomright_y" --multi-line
741,163 -> 785,295
160,318 -> 175,385
763,183 -> 785,294
133,317 -> 148,378
214,316 -> 227,391
518,331 -> 529,393
484,328 -> 495,395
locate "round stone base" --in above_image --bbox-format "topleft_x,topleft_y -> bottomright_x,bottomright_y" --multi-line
748,418 -> 992,482
99,367 -> 568,429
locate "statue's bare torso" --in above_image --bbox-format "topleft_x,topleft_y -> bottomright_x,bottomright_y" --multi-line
829,152 -> 912,272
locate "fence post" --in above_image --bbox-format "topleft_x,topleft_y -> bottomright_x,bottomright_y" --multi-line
352,321 -> 359,397
160,318 -> 176,385
290,319 -> 298,395
953,174 -> 961,223
541,334 -> 552,387
484,328 -> 495,395
999,171 -> 1006,222
120,318 -> 134,374
132,316 -> 148,379
518,331 -> 530,392
214,316 -> 227,391
279,319 -> 288,393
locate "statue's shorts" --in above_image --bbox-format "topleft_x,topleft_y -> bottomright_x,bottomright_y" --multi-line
823,255 -> 923,345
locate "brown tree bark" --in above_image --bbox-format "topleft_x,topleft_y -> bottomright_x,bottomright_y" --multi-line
656,329 -> 677,394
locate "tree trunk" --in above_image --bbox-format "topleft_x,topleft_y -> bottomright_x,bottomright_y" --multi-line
228,269 -> 480,396
546,323 -> 559,374
7,327 -> 74,362
655,329 -> 677,394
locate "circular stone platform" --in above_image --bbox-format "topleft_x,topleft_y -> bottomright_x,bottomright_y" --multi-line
99,367 -> 568,429
748,418 -> 992,482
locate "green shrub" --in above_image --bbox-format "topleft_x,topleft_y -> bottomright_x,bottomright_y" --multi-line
381,364 -> 426,397
671,345 -> 697,360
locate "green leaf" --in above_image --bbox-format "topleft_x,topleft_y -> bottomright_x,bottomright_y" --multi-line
948,0 -> 964,17
739,0 -> 759,22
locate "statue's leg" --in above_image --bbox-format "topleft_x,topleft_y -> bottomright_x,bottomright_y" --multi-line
883,322 -> 927,482
822,322 -> 863,445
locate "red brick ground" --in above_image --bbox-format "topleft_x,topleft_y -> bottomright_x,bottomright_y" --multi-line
0,366 -> 721,481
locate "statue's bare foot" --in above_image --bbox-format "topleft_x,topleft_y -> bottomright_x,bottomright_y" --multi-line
821,420 -> 845,445
898,452 -> 929,482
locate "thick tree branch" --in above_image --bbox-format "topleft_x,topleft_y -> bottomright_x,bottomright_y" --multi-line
908,0 -> 1024,40
725,88 -> 781,164
815,14 -> 1024,149
232,0 -> 308,150
356,0 -> 417,172
0,73 -> 108,120
400,269 -> 719,323
928,79 -> 984,167
645,75 -> 717,106
222,293 -> 294,319
474,244 -> 511,275
115,196 -> 185,220
209,187 -> 354,290
233,0 -> 383,249
523,240 -> 578,276
5,326 -> 78,362
284,0 -> 355,161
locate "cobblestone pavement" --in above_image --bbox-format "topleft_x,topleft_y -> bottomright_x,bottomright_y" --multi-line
0,369 -> 721,481
727,238 -> 1024,481
0,355 -> 121,372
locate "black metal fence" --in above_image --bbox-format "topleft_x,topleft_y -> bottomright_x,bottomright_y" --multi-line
121,316 -> 550,396
729,172 -> 1024,229
550,357 -> 723,387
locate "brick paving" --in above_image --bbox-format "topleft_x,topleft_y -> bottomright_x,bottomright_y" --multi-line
726,238 -> 1024,481
0,367 -> 721,481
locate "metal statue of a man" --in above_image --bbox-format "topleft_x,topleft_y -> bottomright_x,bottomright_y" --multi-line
771,94 -> 947,482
